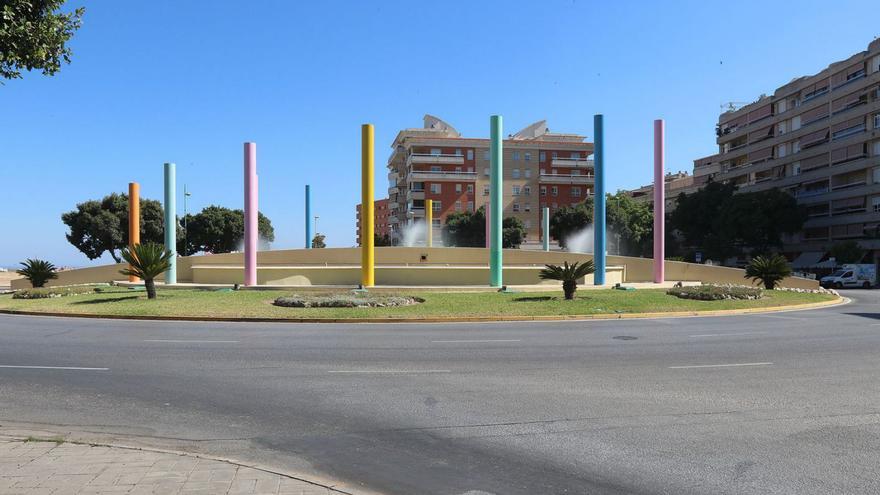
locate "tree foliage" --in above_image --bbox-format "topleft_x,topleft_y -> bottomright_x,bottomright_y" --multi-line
539,260 -> 595,300
119,243 -> 172,299
0,0 -> 84,81
374,233 -> 392,247
441,206 -> 525,248
62,193 -> 166,263
16,258 -> 58,288
311,233 -> 326,248
606,192 -> 654,257
744,254 -> 792,290
549,202 -> 592,248
181,205 -> 274,254
829,240 -> 865,264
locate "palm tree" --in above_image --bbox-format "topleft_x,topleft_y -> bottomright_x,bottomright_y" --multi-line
119,243 -> 173,299
745,254 -> 791,289
16,259 -> 58,288
539,260 -> 596,300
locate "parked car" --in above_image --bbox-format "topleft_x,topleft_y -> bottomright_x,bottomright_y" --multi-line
820,264 -> 877,289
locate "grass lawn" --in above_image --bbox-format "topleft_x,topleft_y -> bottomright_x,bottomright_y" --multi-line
0,286 -> 838,320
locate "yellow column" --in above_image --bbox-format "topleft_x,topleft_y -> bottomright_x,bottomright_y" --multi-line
425,199 -> 433,247
361,124 -> 375,287
128,182 -> 140,282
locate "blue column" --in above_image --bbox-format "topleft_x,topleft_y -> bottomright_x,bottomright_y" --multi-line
593,114 -> 606,285
163,163 -> 177,284
489,115 -> 503,287
305,184 -> 311,249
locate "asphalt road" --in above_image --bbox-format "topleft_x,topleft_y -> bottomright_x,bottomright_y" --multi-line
0,291 -> 878,494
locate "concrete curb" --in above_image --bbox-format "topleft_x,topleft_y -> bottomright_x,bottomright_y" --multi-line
0,296 -> 846,324
0,427 -> 376,495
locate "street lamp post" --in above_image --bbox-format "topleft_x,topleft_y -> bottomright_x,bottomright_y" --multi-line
314,216 -> 319,245
183,184 -> 192,255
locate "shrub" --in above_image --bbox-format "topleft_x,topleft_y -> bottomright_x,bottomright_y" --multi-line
13,286 -> 96,299
16,259 -> 59,288
667,285 -> 763,301
273,294 -> 422,308
539,260 -> 596,300
745,254 -> 792,290
119,243 -> 173,300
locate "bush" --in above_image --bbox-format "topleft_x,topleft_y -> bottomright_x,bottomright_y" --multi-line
744,254 -> 792,289
16,259 -> 58,288
13,286 -> 96,299
667,285 -> 763,301
273,294 -> 422,308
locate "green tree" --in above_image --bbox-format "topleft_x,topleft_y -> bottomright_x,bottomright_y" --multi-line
16,259 -> 58,288
668,181 -> 738,261
119,243 -> 173,300
539,260 -> 596,300
374,233 -> 392,247
311,233 -> 326,248
607,192 -> 654,257
0,0 -> 84,81
829,240 -> 865,264
62,193 -> 167,263
719,188 -> 806,256
745,254 -> 792,290
549,202 -> 593,248
181,205 -> 274,254
502,216 -> 525,249
442,207 -> 525,248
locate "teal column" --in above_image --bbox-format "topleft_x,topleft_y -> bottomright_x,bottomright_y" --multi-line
305,184 -> 312,249
542,206 -> 550,251
489,115 -> 503,287
163,162 -> 177,284
593,114 -> 606,285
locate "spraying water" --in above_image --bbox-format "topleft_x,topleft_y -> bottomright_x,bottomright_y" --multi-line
401,221 -> 427,247
565,226 -> 594,253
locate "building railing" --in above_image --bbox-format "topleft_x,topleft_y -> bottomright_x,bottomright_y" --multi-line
407,154 -> 465,166
550,158 -> 594,168
410,171 -> 477,181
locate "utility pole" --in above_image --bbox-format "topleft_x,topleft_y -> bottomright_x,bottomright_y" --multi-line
183,184 -> 192,255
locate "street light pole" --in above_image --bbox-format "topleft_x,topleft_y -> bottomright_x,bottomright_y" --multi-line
314,216 -> 319,244
183,184 -> 192,255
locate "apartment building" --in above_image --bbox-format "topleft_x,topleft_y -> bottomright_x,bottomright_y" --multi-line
355,198 -> 392,245
385,115 -> 594,245
627,171 -> 704,212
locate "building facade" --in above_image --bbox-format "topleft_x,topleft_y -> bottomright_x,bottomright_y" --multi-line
355,198 -> 392,245
385,115 -> 594,245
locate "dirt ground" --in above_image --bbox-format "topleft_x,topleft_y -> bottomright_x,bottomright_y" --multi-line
0,272 -> 19,289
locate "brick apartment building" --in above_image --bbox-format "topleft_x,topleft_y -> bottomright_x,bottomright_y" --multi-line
383,115 -> 594,245
355,198 -> 392,245
630,38 -> 880,268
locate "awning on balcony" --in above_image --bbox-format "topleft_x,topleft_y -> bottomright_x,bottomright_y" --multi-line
791,251 -> 826,268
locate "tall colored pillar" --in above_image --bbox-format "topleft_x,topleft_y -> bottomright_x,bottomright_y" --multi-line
305,184 -> 312,249
542,207 -> 550,251
653,119 -> 666,283
244,142 -> 258,286
128,182 -> 140,282
425,199 -> 433,247
593,114 -> 606,286
361,124 -> 375,287
484,203 -> 490,248
163,163 -> 177,285
489,115 -> 503,287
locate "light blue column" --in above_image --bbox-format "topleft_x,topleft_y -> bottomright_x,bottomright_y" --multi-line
489,115 -> 503,287
542,207 -> 550,251
163,162 -> 177,284
305,184 -> 312,249
593,114 -> 606,285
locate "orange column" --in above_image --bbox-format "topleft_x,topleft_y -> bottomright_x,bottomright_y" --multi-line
128,182 -> 140,282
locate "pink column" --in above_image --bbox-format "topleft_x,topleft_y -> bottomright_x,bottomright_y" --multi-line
484,202 -> 490,249
653,120 -> 665,283
244,142 -> 258,286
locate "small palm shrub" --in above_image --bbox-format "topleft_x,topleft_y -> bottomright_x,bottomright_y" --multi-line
745,254 -> 792,290
539,260 -> 596,300
16,259 -> 59,288
119,243 -> 173,300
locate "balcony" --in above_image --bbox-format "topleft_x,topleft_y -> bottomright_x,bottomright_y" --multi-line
388,185 -> 399,195
407,153 -> 465,166
410,171 -> 477,182
551,157 -> 594,168
538,172 -> 595,184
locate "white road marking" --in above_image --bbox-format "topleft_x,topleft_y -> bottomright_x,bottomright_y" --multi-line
689,332 -> 767,338
431,339 -> 522,343
0,365 -> 109,371
143,339 -> 239,343
327,370 -> 451,374
669,362 -> 773,369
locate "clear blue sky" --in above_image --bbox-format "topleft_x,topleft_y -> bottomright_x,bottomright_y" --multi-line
2,0 -> 878,267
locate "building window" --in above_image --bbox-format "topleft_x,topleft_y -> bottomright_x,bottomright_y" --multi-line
552,202 -> 558,209
431,166 -> 441,172
874,114 -> 880,129
513,203 -> 520,212
483,150 -> 490,161
455,166 -> 462,173
873,197 -> 880,212
513,151 -> 521,161
467,166 -> 474,173
524,168 -> 532,179
455,149 -> 462,156
551,168 -> 558,175
571,169 -> 580,176
551,186 -> 558,196
524,203 -> 532,212
432,201 -> 441,212
512,185 -> 521,196
432,218 -> 441,227
571,152 -> 580,159
467,184 -> 474,194
512,168 -> 520,179
467,149 -> 474,160
524,220 -> 531,229
455,200 -> 462,211
552,151 -> 558,159
524,152 -> 531,161
483,168 -> 490,176
523,186 -> 531,196
430,183 -> 441,194
483,186 -> 490,196
539,151 -> 546,162
430,148 -> 441,156
540,186 -> 547,196
572,187 -> 581,197
467,201 -> 474,211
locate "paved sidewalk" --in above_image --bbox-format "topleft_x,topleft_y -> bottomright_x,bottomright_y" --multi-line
0,438 -> 343,494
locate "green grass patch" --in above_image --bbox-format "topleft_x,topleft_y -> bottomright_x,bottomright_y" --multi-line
0,286 -> 837,320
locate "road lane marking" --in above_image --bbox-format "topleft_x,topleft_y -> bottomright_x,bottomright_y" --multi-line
143,339 -> 239,343
689,332 -> 767,338
327,370 -> 451,374
431,339 -> 522,343
0,365 -> 109,371
669,362 -> 773,369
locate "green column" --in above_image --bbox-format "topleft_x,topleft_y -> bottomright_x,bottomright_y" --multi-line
163,162 -> 177,284
489,115 -> 503,287
542,206 -> 550,251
